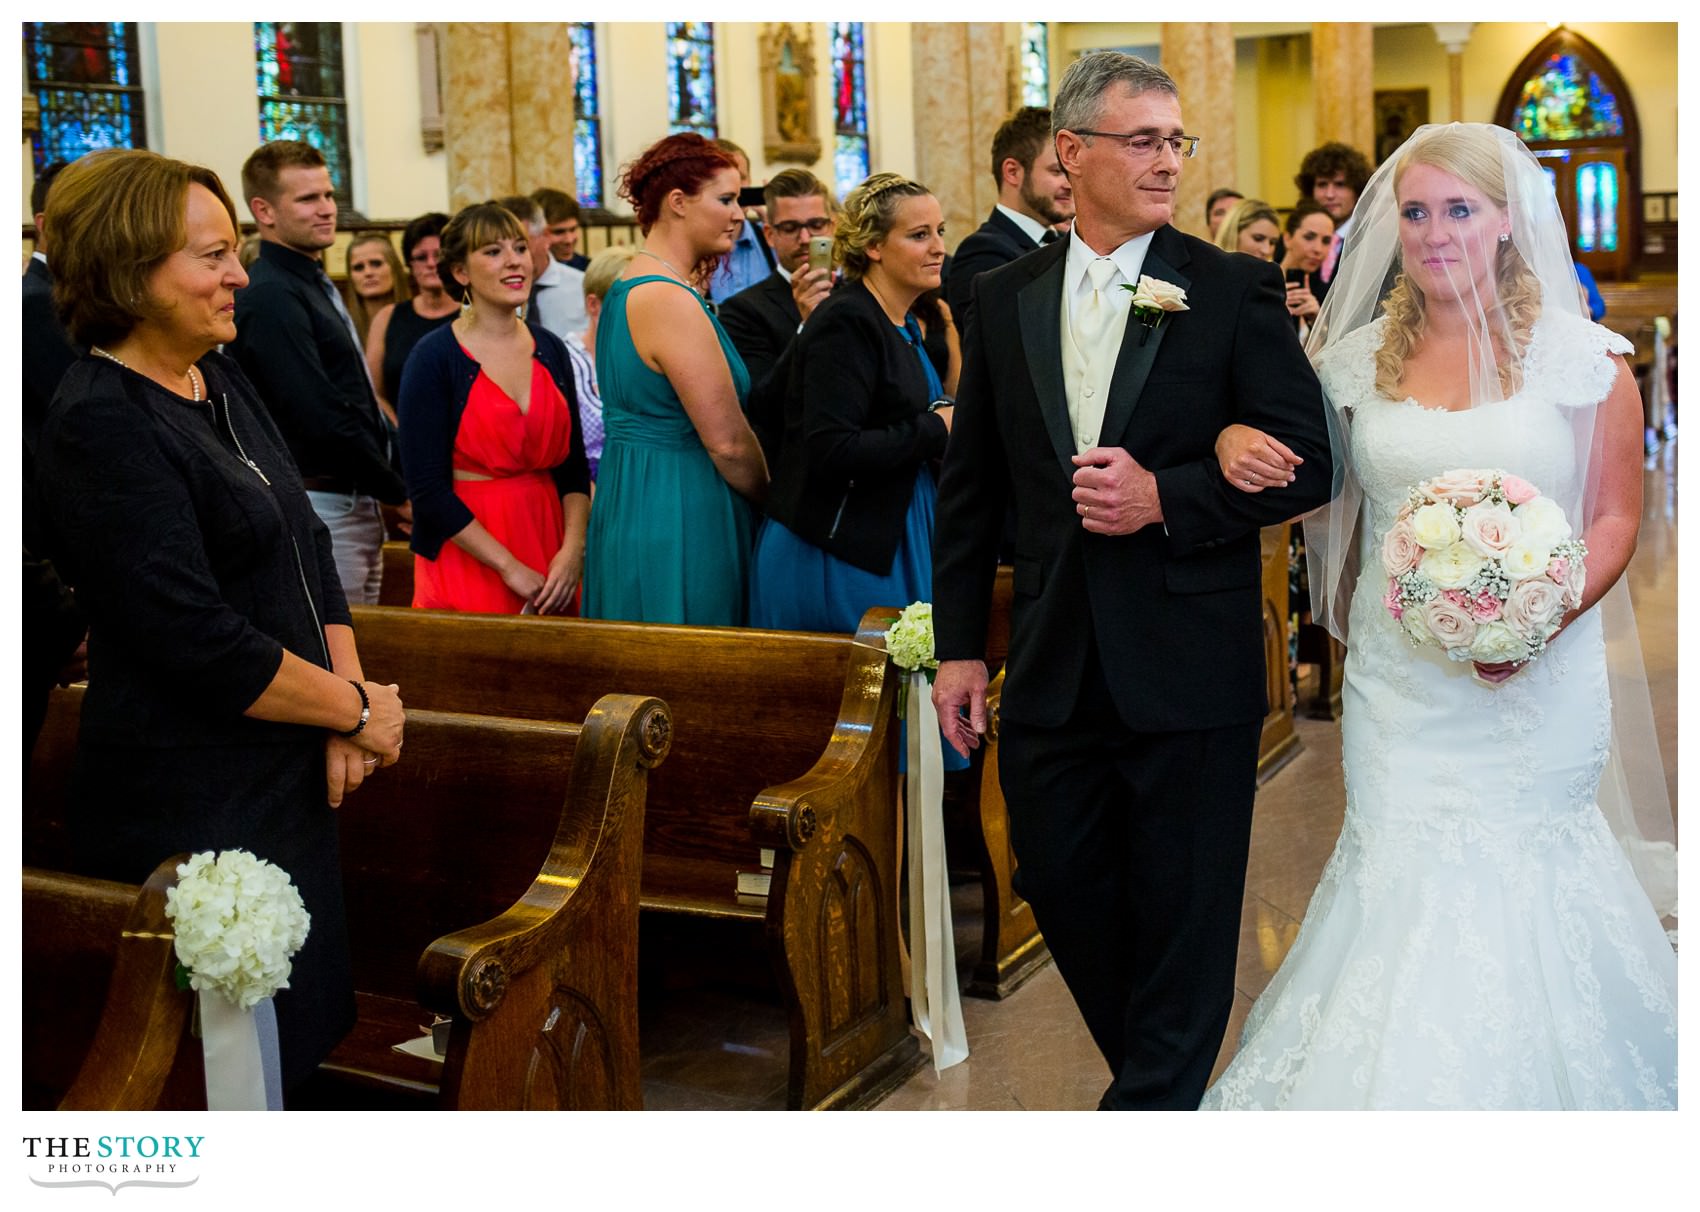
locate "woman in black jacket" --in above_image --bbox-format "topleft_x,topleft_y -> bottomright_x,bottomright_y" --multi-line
750,173 -> 953,633
34,149 -> 404,1093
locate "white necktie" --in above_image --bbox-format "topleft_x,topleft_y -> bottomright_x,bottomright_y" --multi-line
1075,257 -> 1120,352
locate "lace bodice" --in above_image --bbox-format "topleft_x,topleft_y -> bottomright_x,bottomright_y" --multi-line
1315,311 -> 1633,549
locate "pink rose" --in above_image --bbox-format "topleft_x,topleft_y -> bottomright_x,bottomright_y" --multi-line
1468,593 -> 1503,622
1460,502 -> 1521,557
1547,556 -> 1569,584
1381,519 -> 1422,577
1562,553 -> 1588,607
1383,580 -> 1404,621
1500,474 -> 1539,506
1422,595 -> 1479,651
1502,576 -> 1565,639
1424,469 -> 1493,506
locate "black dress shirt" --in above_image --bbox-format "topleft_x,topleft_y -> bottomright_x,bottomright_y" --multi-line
228,240 -> 406,502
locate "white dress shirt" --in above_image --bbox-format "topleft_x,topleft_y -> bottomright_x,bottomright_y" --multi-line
995,204 -> 1054,249
1061,229 -> 1155,451
531,257 -> 588,340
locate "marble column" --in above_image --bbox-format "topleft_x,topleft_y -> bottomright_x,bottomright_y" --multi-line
1432,24 -> 1476,122
443,23 -> 514,209
1161,23 -> 1235,238
509,23 -> 576,196
1311,23 -> 1374,157
912,23 -> 1013,253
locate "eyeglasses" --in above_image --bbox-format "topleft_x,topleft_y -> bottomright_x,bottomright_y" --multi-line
770,218 -> 835,236
1072,131 -> 1200,160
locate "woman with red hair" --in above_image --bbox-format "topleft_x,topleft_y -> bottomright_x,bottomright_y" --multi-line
583,133 -> 768,625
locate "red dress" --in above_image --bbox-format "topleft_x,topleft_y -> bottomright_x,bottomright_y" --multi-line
413,356 -> 578,614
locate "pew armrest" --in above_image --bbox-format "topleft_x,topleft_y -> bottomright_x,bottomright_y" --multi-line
416,693 -> 668,1022
748,607 -> 900,851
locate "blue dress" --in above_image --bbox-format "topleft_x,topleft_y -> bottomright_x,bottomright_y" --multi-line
585,274 -> 754,626
749,315 -> 967,770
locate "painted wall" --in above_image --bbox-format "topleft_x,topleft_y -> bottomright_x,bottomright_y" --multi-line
21,21 -> 1676,229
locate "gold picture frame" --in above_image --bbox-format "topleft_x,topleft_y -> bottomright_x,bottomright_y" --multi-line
760,23 -> 821,164
1374,88 -> 1430,166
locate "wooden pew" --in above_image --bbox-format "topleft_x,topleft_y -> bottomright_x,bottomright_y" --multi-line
23,856 -> 203,1110
27,685 -> 666,1111
379,540 -> 413,607
346,603 -> 918,1110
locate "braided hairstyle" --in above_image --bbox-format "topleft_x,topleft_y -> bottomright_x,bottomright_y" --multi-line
834,172 -> 933,281
617,133 -> 741,234
1374,126 -> 1542,401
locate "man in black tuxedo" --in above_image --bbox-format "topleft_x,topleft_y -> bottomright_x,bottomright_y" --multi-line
717,168 -> 835,465
23,162 -> 80,456
944,105 -> 1074,337
21,160 -> 87,758
932,52 -> 1333,1110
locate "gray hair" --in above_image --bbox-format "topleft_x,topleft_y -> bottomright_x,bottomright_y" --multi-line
1051,51 -> 1178,138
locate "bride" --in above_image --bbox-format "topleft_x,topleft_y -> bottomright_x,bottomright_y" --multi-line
1201,123 -> 1676,1110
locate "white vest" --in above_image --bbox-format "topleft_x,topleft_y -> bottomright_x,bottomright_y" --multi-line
1059,284 -> 1130,453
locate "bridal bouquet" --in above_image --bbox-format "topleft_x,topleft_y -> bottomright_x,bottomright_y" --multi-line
1381,468 -> 1587,665
164,849 -> 311,1009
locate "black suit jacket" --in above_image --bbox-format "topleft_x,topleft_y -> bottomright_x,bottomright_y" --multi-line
718,270 -> 800,466
945,209 -> 1046,341
23,257 -> 80,459
933,226 -> 1333,733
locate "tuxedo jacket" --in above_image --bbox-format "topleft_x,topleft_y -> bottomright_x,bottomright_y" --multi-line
932,225 -> 1333,733
22,257 -> 80,460
945,208 -> 1046,341
718,270 -> 800,465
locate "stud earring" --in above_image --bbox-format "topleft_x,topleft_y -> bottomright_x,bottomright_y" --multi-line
1498,233 -> 1510,244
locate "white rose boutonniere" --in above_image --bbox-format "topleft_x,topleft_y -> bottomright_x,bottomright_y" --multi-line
1121,275 -> 1189,345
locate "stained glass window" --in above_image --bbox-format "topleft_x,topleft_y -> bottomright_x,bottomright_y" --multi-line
1575,161 -> 1619,253
1511,52 -> 1625,143
255,23 -> 353,208
666,23 -> 717,137
568,23 -> 603,208
24,22 -> 147,174
830,22 -> 869,200
1021,22 -> 1050,106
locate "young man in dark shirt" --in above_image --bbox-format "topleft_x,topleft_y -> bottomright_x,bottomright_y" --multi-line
227,140 -> 405,604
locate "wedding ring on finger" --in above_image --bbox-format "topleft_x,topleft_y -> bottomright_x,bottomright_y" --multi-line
363,756 -> 378,768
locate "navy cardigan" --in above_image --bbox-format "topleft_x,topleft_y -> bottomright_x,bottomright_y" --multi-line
397,320 -> 591,559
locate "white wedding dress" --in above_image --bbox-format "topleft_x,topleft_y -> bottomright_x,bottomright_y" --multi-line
1202,312 -> 1677,1110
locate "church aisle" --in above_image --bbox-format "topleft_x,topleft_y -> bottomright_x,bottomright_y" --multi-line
633,455 -> 1675,1110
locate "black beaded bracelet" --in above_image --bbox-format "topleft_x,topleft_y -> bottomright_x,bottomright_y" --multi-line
340,679 -> 371,738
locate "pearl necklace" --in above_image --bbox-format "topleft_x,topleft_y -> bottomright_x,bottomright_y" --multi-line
91,346 -> 203,403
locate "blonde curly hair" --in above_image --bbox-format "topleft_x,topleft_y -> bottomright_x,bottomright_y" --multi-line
1375,126 -> 1542,400
833,172 -> 933,281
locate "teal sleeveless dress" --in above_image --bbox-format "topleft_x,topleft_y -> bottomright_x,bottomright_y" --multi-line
585,274 -> 754,626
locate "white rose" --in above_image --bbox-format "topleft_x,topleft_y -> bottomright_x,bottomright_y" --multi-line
1471,621 -> 1531,664
1422,469 -> 1494,506
1460,502 -> 1521,557
1419,541 -> 1486,590
1502,539 -> 1553,581
1127,275 -> 1189,312
1409,502 -> 1462,550
1513,496 -> 1572,547
1422,595 -> 1479,652
1502,577 -> 1565,639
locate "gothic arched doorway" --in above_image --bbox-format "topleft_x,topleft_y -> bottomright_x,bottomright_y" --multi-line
1495,27 -> 1639,280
